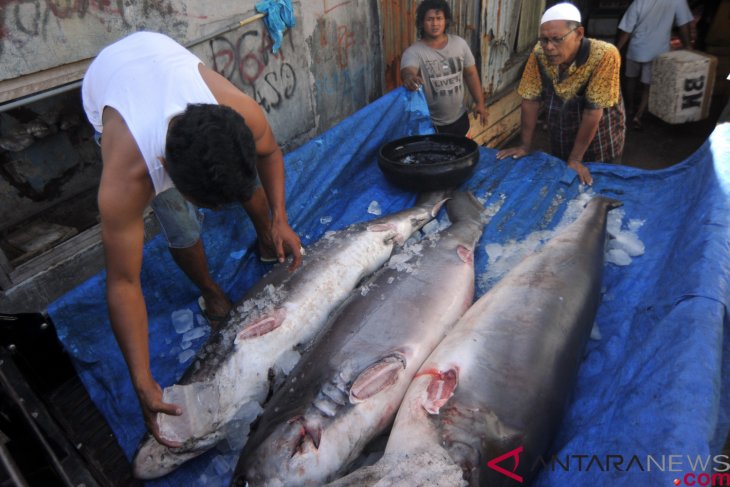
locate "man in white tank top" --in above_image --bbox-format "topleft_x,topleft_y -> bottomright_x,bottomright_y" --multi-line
82,32 -> 302,446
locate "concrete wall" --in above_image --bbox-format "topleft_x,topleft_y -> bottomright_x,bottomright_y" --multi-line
0,1 -> 382,146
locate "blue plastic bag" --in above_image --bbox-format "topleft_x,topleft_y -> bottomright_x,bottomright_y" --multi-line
256,0 -> 296,53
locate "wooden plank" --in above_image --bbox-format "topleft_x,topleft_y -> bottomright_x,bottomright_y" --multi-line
6,222 -> 79,267
0,210 -> 160,313
469,88 -> 521,130
0,59 -> 91,105
468,84 -> 521,140
10,226 -> 102,284
9,208 -> 155,285
470,105 -> 521,148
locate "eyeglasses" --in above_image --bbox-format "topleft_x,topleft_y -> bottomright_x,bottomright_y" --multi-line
538,27 -> 578,47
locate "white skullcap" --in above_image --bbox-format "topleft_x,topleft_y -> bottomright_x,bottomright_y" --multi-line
541,3 -> 581,25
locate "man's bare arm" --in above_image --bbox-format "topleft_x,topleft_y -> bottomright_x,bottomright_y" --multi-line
203,67 -> 302,270
98,109 -> 181,446
678,22 -> 692,49
566,108 -> 603,185
245,99 -> 302,270
463,64 -> 487,125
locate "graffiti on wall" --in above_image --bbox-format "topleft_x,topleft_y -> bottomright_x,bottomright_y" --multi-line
208,29 -> 297,115
195,21 -> 314,147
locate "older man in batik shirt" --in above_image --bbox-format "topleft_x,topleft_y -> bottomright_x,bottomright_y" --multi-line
497,2 -> 626,186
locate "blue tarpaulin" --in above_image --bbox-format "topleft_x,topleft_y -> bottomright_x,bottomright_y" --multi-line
48,87 -> 730,486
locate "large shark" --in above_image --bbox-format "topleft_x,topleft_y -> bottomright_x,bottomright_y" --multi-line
232,191 -> 488,487
328,196 -> 621,487
131,192 -> 446,479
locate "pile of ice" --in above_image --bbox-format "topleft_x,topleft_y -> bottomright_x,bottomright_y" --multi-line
605,208 -> 646,266
387,240 -> 425,274
477,191 -> 646,291
235,284 -> 286,317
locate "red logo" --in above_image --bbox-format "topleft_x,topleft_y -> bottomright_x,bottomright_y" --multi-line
487,446 -> 524,483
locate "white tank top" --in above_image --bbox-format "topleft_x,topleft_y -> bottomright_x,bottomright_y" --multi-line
82,32 -> 218,194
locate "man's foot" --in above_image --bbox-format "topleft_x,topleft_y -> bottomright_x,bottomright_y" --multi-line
197,295 -> 232,330
631,117 -> 643,131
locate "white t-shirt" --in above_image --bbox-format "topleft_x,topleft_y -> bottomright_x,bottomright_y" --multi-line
400,35 -> 476,125
82,32 -> 218,194
618,0 -> 693,63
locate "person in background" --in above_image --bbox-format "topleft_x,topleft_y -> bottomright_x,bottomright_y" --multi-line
82,31 -> 302,446
496,2 -> 625,186
400,0 -> 487,136
616,0 -> 693,130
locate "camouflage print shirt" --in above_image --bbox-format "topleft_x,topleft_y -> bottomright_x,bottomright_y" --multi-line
518,38 -> 626,163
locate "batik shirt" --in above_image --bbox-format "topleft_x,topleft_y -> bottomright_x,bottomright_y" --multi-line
518,38 -> 626,163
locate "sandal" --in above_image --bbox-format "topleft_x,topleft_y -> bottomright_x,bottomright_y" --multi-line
258,242 -> 279,263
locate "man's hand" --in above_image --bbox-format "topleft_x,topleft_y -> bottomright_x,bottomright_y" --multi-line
403,74 -> 424,91
496,145 -> 530,160
472,103 -> 487,126
136,378 -> 182,448
567,159 -> 593,186
270,218 -> 303,271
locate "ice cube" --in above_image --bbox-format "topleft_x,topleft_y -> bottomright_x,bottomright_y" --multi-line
421,219 -> 440,236
590,322 -> 602,340
606,248 -> 632,266
367,200 -> 382,215
212,455 -> 232,475
274,349 -> 302,377
177,348 -> 196,363
183,326 -> 207,342
158,382 -> 220,442
171,309 -> 194,334
614,231 -> 645,257
217,402 -> 264,452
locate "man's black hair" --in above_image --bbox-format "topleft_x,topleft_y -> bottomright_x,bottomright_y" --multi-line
165,104 -> 258,208
416,0 -> 452,39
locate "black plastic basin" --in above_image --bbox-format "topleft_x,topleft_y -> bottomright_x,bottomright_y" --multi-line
377,134 -> 479,191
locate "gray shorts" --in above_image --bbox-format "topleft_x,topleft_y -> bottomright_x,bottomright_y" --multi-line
150,188 -> 203,248
625,59 -> 652,85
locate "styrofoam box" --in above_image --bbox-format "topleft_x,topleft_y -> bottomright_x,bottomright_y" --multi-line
649,50 -> 717,124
